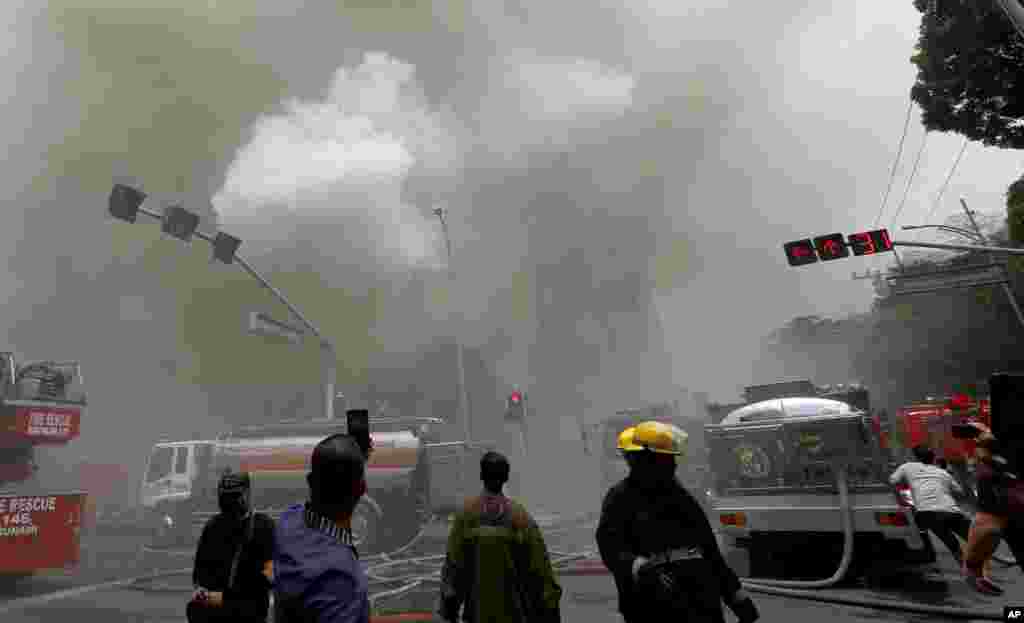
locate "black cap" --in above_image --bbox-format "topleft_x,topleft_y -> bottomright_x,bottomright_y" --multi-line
218,470 -> 250,495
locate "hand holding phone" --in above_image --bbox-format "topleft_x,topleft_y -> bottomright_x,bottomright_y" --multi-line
346,409 -> 372,458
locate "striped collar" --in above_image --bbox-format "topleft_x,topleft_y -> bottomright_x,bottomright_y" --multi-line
303,504 -> 357,554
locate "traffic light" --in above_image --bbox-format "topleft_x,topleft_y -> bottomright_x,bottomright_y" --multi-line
109,184 -> 147,223
161,204 -> 200,242
813,233 -> 849,261
212,231 -> 242,264
784,239 -> 818,266
848,229 -> 894,256
505,390 -> 525,421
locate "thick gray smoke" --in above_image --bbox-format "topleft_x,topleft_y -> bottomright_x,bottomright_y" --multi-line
4,1 -> 1022,514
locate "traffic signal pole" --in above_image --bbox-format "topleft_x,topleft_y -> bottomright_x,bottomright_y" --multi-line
960,198 -> 1024,332
893,240 -> 1024,255
128,201 -> 339,421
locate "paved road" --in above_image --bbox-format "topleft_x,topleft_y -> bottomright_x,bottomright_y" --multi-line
2,520 -> 1022,622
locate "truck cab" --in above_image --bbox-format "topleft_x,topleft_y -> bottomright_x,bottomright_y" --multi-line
139,440 -> 215,545
706,393 -> 932,579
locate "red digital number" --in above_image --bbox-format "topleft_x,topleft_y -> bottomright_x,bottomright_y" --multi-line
851,233 -> 876,255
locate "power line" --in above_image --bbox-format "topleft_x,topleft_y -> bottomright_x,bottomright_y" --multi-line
873,98 -> 915,228
890,130 -> 929,226
922,135 -> 969,225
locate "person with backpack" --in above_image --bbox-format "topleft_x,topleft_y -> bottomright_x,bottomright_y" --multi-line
437,451 -> 562,623
188,470 -> 276,623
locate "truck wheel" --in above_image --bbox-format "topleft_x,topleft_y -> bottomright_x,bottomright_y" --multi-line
350,496 -> 383,554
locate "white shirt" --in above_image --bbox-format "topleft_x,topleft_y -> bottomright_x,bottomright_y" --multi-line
889,461 -> 964,513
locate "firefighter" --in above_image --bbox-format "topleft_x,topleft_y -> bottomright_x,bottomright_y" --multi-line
438,451 -> 562,623
597,421 -> 759,623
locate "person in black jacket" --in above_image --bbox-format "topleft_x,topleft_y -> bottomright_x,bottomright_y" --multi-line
189,470 -> 276,623
597,422 -> 758,623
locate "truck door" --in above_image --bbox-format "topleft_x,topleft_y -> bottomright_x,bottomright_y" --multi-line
140,445 -> 174,509
169,445 -> 191,497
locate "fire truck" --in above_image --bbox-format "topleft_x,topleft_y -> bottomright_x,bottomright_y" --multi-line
586,399 -> 709,511
0,353 -> 87,582
703,381 -> 932,579
898,394 -> 990,463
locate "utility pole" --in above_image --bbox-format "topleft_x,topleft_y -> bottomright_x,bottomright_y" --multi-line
960,197 -> 1024,331
433,207 -> 473,495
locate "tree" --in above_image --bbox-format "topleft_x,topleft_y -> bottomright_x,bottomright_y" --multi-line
910,0 -> 1024,149
1009,174 -> 1024,244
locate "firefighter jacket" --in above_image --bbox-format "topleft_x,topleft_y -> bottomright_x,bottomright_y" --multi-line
596,474 -> 743,623
439,492 -> 562,623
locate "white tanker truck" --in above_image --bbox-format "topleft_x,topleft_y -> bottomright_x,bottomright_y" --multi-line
139,416 -> 490,553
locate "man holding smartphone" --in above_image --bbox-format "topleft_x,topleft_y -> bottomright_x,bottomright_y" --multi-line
273,410 -> 373,623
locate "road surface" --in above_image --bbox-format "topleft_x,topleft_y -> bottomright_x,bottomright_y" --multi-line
1,519 -> 1021,622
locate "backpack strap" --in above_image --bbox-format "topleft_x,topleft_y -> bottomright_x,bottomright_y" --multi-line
227,513 -> 257,593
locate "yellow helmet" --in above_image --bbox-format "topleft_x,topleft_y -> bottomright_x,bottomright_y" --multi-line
617,426 -> 642,452
633,421 -> 686,456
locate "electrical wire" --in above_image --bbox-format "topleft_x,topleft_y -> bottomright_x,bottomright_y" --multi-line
890,131 -> 929,227
922,136 -> 969,227
873,98 -> 915,228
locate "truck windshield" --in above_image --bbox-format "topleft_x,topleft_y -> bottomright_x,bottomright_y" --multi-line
145,447 -> 174,483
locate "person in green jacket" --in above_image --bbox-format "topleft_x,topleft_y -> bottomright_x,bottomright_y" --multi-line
438,451 -> 562,623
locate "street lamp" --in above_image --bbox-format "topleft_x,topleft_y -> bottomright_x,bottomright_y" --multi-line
432,207 -> 472,442
107,183 -> 341,420
433,206 -> 473,497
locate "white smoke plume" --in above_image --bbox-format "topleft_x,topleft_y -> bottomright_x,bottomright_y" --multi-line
472,53 -> 636,158
214,52 -> 457,270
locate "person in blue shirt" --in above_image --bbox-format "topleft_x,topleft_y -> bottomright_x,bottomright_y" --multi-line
273,433 -> 370,623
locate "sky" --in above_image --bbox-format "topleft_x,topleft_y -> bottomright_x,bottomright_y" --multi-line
0,1 -> 1023,504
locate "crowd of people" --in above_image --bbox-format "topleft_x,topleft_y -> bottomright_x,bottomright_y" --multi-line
183,414 -> 762,622
181,407 -> 1021,622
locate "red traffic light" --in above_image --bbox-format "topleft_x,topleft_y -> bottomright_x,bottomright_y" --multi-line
510,391 -> 522,405
813,233 -> 849,261
848,229 -> 893,256
784,239 -> 818,267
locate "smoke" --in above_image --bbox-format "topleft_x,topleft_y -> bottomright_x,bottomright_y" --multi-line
472,53 -> 636,158
214,52 -> 456,271
4,0 -> 1020,517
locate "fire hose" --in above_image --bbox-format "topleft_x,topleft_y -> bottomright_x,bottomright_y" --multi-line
123,503 -> 1010,621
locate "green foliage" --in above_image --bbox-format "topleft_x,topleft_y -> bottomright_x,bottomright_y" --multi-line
1009,175 -> 1024,244
909,0 -> 1024,149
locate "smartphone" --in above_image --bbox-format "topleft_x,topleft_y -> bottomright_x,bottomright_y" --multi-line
346,409 -> 372,457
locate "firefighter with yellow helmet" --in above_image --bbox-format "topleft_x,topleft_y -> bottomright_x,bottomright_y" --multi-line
597,421 -> 759,623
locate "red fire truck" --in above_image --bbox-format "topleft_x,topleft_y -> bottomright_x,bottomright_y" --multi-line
0,353 -> 87,582
898,394 -> 990,463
